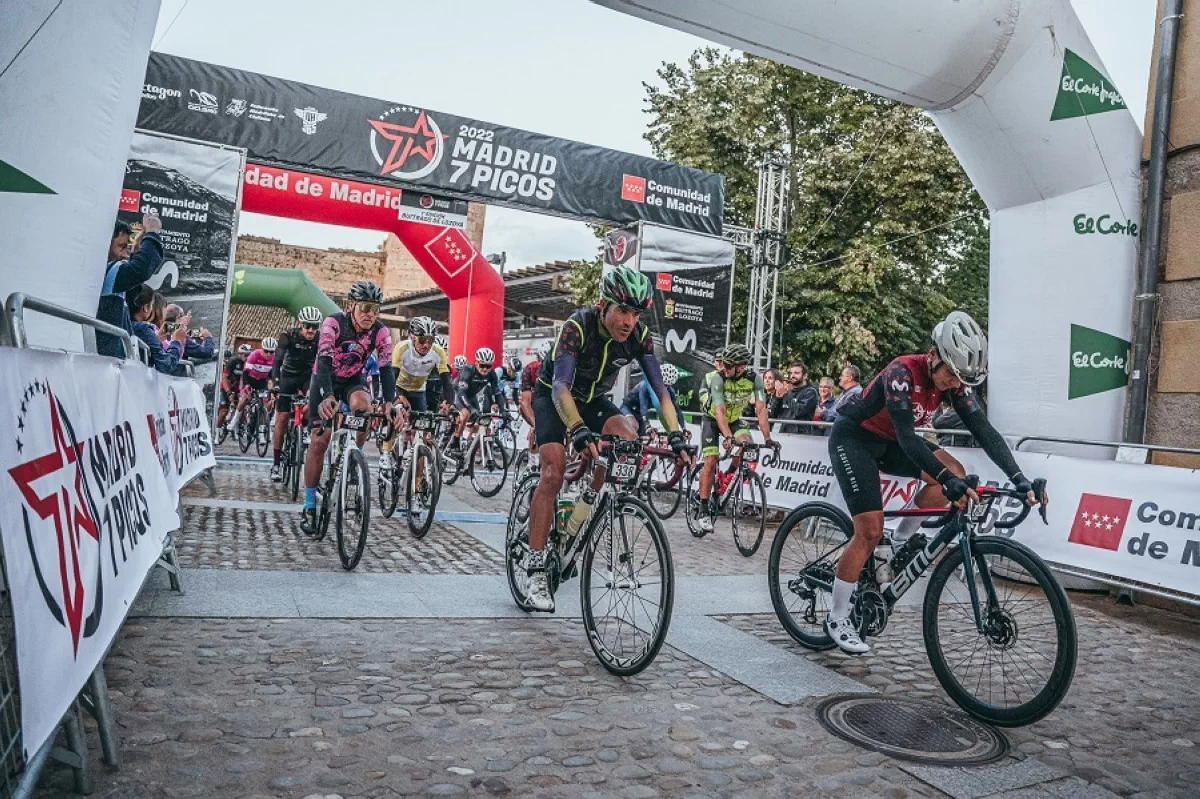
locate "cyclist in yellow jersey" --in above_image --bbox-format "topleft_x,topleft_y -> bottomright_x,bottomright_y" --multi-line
382,318 -> 453,472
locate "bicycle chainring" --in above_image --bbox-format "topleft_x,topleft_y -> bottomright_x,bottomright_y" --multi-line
851,588 -> 889,638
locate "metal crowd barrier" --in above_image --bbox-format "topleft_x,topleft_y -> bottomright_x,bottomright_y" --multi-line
0,292 -> 207,796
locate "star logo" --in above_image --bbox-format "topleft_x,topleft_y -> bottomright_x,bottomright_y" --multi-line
1068,493 -> 1131,551
368,106 -> 447,180
8,383 -> 103,655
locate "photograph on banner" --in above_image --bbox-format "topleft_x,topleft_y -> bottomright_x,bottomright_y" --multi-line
0,349 -> 212,758
118,131 -> 243,416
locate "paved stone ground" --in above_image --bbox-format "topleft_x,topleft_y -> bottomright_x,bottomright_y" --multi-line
718,594 -> 1200,796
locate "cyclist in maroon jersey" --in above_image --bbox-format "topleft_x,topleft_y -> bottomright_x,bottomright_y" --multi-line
825,311 -> 1045,654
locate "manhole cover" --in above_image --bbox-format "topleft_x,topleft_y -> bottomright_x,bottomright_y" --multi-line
816,694 -> 1008,765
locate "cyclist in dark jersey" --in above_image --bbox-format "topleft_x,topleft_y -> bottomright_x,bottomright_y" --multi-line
518,342 -> 550,458
267,306 -> 323,482
524,266 -> 690,612
825,311 -> 1044,654
217,344 -> 249,430
450,347 -> 507,449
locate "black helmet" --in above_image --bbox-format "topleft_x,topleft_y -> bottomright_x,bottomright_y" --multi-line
719,343 -> 751,367
348,280 -> 383,303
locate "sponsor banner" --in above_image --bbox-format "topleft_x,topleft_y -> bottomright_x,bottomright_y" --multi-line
1050,48 -> 1128,121
120,132 -> 243,417
138,53 -> 724,234
398,191 -> 469,229
0,347 -> 213,757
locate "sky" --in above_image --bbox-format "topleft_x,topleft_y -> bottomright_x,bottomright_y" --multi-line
149,0 -> 1156,268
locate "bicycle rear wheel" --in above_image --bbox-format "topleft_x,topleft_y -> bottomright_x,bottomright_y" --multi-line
924,536 -> 1077,727
580,494 -> 674,676
511,449 -> 530,500
729,468 -> 767,557
504,473 -> 539,611
406,444 -> 440,538
470,434 -> 510,498
377,448 -> 400,519
237,405 -> 255,453
289,425 -> 304,503
335,448 -> 371,570
441,441 -> 462,485
255,407 -> 270,458
281,425 -> 295,488
645,455 -> 682,519
683,464 -> 708,538
767,503 -> 853,650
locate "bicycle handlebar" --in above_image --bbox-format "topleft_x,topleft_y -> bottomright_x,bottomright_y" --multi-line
919,476 -> 1049,530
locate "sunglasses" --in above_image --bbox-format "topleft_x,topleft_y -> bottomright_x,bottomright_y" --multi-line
302,323 -> 320,331
476,363 -> 492,370
357,302 -> 380,314
414,335 -> 433,345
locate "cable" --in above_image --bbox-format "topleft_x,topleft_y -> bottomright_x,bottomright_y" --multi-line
786,210 -> 984,272
0,1 -> 64,83
153,0 -> 190,49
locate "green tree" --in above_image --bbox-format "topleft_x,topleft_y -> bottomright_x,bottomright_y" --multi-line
643,51 -> 989,378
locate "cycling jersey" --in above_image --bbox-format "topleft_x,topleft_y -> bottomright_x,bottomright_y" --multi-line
312,311 -> 395,403
392,340 -> 450,392
700,369 -> 766,419
243,349 -> 274,381
222,356 -> 246,388
271,328 -> 319,381
535,307 -> 679,433
519,360 -> 541,393
455,365 -> 506,411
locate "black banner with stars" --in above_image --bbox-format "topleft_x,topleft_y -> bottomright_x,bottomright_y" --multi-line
136,53 -> 724,234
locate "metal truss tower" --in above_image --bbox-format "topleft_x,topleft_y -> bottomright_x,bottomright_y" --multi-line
745,151 -> 789,371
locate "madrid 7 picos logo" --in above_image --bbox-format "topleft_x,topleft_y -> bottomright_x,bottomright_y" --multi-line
369,106 -> 447,181
7,380 -> 104,656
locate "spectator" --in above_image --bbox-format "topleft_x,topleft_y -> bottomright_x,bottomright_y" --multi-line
827,364 -> 863,422
162,302 -> 216,374
128,285 -> 185,374
98,215 -> 165,357
778,361 -> 819,434
765,368 -> 789,427
763,369 -> 776,395
815,376 -> 837,421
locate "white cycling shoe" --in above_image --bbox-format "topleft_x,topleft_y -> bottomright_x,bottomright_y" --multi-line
525,549 -> 555,613
825,614 -> 870,655
696,514 -> 714,534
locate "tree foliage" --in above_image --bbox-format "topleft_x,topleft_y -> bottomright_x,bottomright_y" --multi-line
642,50 -> 990,379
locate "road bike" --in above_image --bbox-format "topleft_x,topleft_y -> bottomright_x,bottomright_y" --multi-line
767,477 -> 1076,727
310,409 -> 387,571
685,439 -> 778,556
441,412 -> 511,497
635,429 -> 692,520
378,409 -> 448,538
236,389 -> 272,457
506,436 -> 681,676
278,394 -> 309,503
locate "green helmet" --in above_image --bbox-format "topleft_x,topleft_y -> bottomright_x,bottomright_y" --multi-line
719,343 -> 751,367
600,266 -> 652,310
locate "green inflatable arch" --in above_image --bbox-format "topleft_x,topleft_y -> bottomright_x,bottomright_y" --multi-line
229,265 -> 340,317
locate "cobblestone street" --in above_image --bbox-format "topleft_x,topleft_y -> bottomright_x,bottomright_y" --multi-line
37,454 -> 1200,798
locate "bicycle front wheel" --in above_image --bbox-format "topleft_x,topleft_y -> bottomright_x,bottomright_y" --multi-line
924,535 -> 1077,727
728,468 -> 767,557
237,406 -> 254,453
405,444 -> 440,538
504,473 -> 539,611
767,503 -> 853,650
255,408 -> 270,458
335,448 -> 371,571
646,455 -> 683,519
683,464 -> 708,538
378,448 -> 400,519
470,435 -> 509,498
289,426 -> 304,503
580,494 -> 674,677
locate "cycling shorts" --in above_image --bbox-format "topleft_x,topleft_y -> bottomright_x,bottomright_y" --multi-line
828,415 -> 940,516
219,387 -> 236,408
532,390 -> 621,448
700,417 -> 750,458
308,373 -> 369,429
240,375 -> 268,397
276,373 -> 311,414
395,386 -> 428,413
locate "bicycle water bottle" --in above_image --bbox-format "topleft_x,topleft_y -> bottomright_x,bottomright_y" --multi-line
565,488 -> 597,537
717,471 -> 733,495
555,497 -> 575,532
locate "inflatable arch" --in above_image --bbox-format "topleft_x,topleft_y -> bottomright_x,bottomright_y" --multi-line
228,265 -> 340,318
597,0 -> 1143,443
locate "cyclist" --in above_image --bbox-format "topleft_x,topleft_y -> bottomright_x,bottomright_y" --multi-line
451,354 -> 468,380
526,266 -> 690,612
826,310 -> 1042,654
227,337 -> 276,433
518,342 -> 551,459
450,347 -> 507,451
217,344 -> 249,430
300,280 -> 396,534
504,357 -> 523,405
621,362 -> 686,438
365,352 -> 382,403
383,316 -> 453,476
267,306 -> 322,482
694,343 -> 774,534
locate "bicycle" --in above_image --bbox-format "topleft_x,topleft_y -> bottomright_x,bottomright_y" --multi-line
442,412 -> 511,498
766,477 -> 1076,727
236,389 -> 272,457
635,429 -> 691,520
685,439 -> 778,556
310,409 -> 388,570
278,394 -> 309,503
506,436 -> 680,676
377,409 -> 448,538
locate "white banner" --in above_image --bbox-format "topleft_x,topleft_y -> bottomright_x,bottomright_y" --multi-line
0,348 -> 213,757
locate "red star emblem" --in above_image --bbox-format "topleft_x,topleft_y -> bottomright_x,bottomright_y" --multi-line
8,388 -> 100,654
369,110 -> 445,174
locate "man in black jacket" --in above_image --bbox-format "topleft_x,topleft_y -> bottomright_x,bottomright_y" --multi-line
777,361 -> 819,434
97,215 -> 164,357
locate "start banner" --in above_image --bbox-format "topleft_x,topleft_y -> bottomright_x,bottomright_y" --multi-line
0,348 -> 214,757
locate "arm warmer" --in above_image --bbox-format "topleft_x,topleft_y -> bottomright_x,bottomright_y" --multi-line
378,364 -> 396,404
952,389 -> 1022,480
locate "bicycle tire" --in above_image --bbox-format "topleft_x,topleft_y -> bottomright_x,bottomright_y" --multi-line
216,422 -> 229,445
442,441 -> 462,485
335,448 -> 371,571
645,455 -> 683,519
682,464 -> 710,537
470,434 -> 510,498
767,502 -> 853,650
255,407 -> 270,458
504,473 -> 540,611
237,405 -> 255,453
923,535 -> 1077,727
281,425 -> 294,487
511,449 -> 530,501
405,444 -> 440,538
579,494 -> 674,677
315,484 -> 332,542
730,468 -> 768,557
378,448 -> 400,519
289,426 -> 304,503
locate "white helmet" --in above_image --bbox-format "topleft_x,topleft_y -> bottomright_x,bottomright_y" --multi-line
660,362 -> 679,386
434,335 -> 448,350
237,344 -> 252,356
297,306 -> 323,325
409,316 -> 437,338
261,337 -> 278,352
475,347 -> 496,366
453,354 -> 468,369
932,311 -> 988,386
536,341 -> 553,361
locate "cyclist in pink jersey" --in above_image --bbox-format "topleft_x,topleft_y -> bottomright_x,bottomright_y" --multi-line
225,338 -> 277,432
